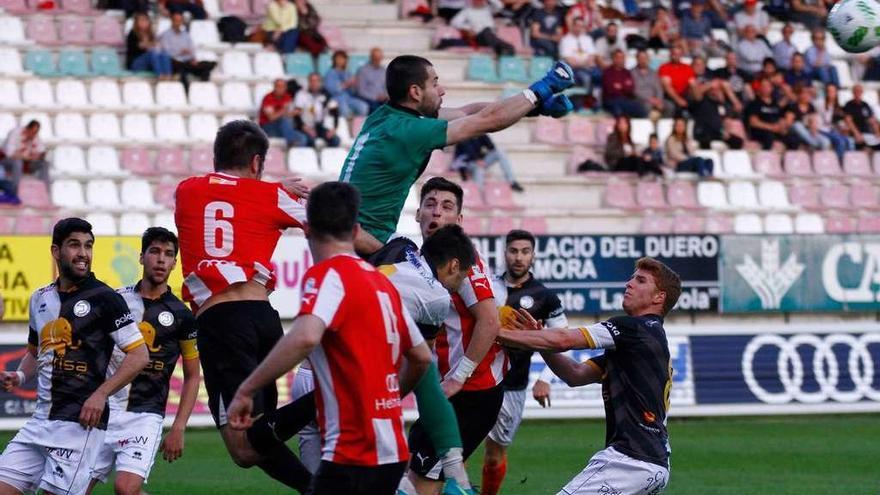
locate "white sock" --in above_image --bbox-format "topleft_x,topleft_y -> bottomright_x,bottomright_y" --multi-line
398,475 -> 418,495
441,447 -> 471,488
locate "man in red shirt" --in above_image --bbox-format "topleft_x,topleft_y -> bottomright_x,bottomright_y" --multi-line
658,44 -> 695,112
227,182 -> 432,495
174,120 -> 312,491
259,79 -> 308,147
601,49 -> 646,118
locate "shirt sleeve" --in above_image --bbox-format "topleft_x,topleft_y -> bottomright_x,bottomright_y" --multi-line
543,294 -> 568,329
455,257 -> 496,308
271,183 -> 308,229
399,303 -> 425,353
298,266 -> 345,330
577,316 -> 640,351
177,311 -> 199,360
101,292 -> 144,352
403,117 -> 448,156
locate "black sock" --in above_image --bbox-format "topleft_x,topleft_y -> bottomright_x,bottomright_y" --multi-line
247,391 -> 316,452
255,445 -> 313,493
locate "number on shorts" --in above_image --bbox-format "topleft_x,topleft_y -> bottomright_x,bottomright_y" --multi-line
204,201 -> 234,257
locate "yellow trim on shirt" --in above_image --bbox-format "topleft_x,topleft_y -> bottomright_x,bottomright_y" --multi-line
179,339 -> 199,360
578,327 -> 596,349
122,339 -> 145,352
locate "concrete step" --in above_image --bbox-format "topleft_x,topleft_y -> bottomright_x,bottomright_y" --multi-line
339,24 -> 433,52
511,181 -> 606,209
505,144 -> 571,178
319,2 -> 398,22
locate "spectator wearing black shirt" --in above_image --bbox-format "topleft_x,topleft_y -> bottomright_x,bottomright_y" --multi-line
529,0 -> 564,58
784,53 -> 813,89
750,58 -> 794,106
126,13 -> 173,79
712,51 -> 753,105
690,79 -> 745,149
746,78 -> 789,150
843,84 -> 880,148
785,84 -> 827,150
604,115 -> 662,176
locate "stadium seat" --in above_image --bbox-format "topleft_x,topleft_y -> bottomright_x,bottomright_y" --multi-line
251,0 -> 270,16
118,212 -> 151,236
86,179 -> 122,210
461,215 -> 484,235
51,179 -> 86,209
88,113 -> 122,142
285,52 -> 314,77
832,60 -> 853,88
87,145 -> 124,176
221,0 -> 251,17
487,216 -> 516,235
52,145 -> 87,176
190,20 -> 222,47
14,215 -> 49,234
794,213 -> 824,233
287,147 -> 322,177
757,181 -> 791,209
156,147 -> 188,175
820,183 -> 850,209
567,145 -> 599,174
253,52 -> 285,79
155,113 -> 188,142
520,216 -> 548,234
221,81 -> 253,111
0,16 -> 26,45
0,80 -> 20,110
0,0 -> 34,15
851,183 -> 879,209
733,213 -> 762,234
27,16 -> 60,46
316,52 -> 332,76
424,149 -> 452,176
85,213 -> 117,235
91,48 -> 126,77
692,150 -> 721,177
318,24 -> 346,50
0,113 -> 15,138
727,181 -> 760,210
57,49 -> 90,77
21,79 -> 54,109
121,147 -> 156,175
788,183 -> 820,210
59,17 -> 90,46
153,211 -> 177,232
696,181 -> 727,209
155,81 -> 187,109
858,215 -> 880,233
656,119 -> 673,144
498,55 -> 528,83
783,150 -> 813,177
189,114 -> 219,142
0,48 -> 24,75
123,113 -> 155,142
0,216 -> 14,234
54,112 -> 88,141
666,181 -> 700,210
842,151 -> 872,176
221,51 -> 252,79
630,119 -> 653,147
812,150 -> 841,176
188,81 -> 222,110
720,150 -> 755,178
672,214 -> 705,234
534,117 -> 567,145
604,181 -> 637,210
20,112 -> 53,140
764,213 -> 794,234
61,0 -> 96,14
121,179 -> 159,210
396,214 -> 420,237
89,79 -> 122,108
636,181 -> 669,210
483,181 -> 522,211
264,147 -> 286,176
467,55 -> 499,83
18,178 -> 52,209
123,80 -> 155,109
753,150 -> 784,178
497,25 -> 528,54
93,16 -> 124,46
528,56 -> 553,80
640,216 -> 673,234
55,79 -> 88,109
221,113 -> 248,125
189,146 -> 214,174
825,213 -> 857,233
567,116 -> 596,145
595,117 -> 615,144
319,147 -> 348,177
348,54 -> 368,73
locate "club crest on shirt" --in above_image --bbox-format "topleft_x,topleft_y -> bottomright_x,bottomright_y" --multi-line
158,311 -> 174,327
519,295 -> 534,309
73,300 -> 90,317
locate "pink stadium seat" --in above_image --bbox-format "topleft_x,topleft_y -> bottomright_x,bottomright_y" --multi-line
859,215 -> 880,233
26,16 -> 60,46
636,181 -> 669,210
487,215 -> 516,234
753,151 -> 784,178
433,25 -> 463,48
425,150 -> 452,176
812,150 -> 841,176
534,117 -> 567,145
61,0 -> 96,14
595,117 -> 615,144
461,215 -> 484,235
640,216 -> 673,233
788,183 -> 820,210
18,178 -> 52,209
461,181 -> 490,211
851,183 -> 879,209
14,215 -> 48,234
704,214 -> 733,234
92,15 -> 124,46
319,24 -> 346,50
264,147 -> 286,175
783,150 -> 813,177
59,17 -> 91,45
672,214 -> 705,234
820,183 -> 850,209
122,147 -> 156,175
189,146 -> 214,174
154,180 -> 178,209
604,181 -> 637,210
156,148 -> 188,176
666,181 -> 700,209
221,0 -> 251,17
252,0 -> 271,16
0,0 -> 35,14
873,151 -> 880,175
483,181 -> 523,211
567,116 -> 596,145
825,214 -> 857,233
568,146 -> 600,174
496,24 -> 529,55
0,216 -> 14,234
520,216 -> 547,234
842,151 -> 872,177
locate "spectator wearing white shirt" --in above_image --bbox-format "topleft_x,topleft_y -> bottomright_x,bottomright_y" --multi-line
293,73 -> 340,147
450,0 -> 514,56
736,24 -> 773,75
733,0 -> 770,38
159,12 -> 216,85
772,23 -> 797,71
0,121 -> 48,199
559,17 -> 597,89
594,22 -> 626,70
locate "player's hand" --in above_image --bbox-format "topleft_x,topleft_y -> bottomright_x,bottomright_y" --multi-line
540,94 -> 574,119
159,428 -> 185,462
533,380 -> 551,408
0,371 -> 20,392
227,392 -> 254,430
529,61 -> 575,103
509,308 -> 543,331
441,378 -> 464,398
79,390 -> 107,429
281,177 -> 311,199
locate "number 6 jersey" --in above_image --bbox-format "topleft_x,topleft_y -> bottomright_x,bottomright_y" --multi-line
175,172 -> 307,308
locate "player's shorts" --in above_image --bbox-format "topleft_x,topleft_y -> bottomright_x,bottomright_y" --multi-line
558,446 -> 668,495
487,388 -> 527,447
0,418 -> 105,495
291,366 -> 321,474
197,300 -> 284,428
408,385 -> 504,480
90,410 -> 164,484
305,460 -> 407,495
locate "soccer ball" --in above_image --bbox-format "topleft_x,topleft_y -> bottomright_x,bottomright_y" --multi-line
827,0 -> 880,53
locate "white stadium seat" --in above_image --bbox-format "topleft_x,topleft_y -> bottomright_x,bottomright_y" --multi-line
56,80 -> 88,108
0,113 -> 16,138
253,52 -> 285,79
0,16 -> 26,45
656,119 -> 673,144
188,81 -> 222,110
697,181 -> 728,209
189,20 -> 222,47
758,181 -> 791,209
156,81 -> 188,110
319,148 -> 349,177
123,113 -> 155,142
54,112 -> 88,141
153,212 -> 176,233
222,113 -> 248,124
189,113 -> 219,141
20,112 -> 53,140
122,80 -> 155,109
120,179 -> 159,210
0,48 -> 24,75
733,213 -> 763,234
119,212 -> 151,235
22,79 -> 54,109
287,147 -> 322,177
51,179 -> 86,209
0,80 -> 21,109
721,150 -> 755,178
221,82 -> 253,111
89,80 -> 122,109
85,213 -> 117,235
764,213 -> 794,234
727,181 -> 760,210
89,113 -> 122,142
629,118 -> 653,147
221,51 -> 253,79
86,179 -> 121,210
795,213 -> 824,233
155,113 -> 188,142
52,145 -> 87,176
87,145 -> 125,176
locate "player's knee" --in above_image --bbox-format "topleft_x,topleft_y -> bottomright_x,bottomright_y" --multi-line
113,478 -> 143,495
228,447 -> 261,468
484,441 -> 506,465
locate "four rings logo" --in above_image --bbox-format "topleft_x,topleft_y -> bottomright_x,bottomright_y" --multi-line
742,333 -> 880,404
196,259 -> 239,270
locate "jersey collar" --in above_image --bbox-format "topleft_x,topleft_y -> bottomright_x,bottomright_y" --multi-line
135,280 -> 174,303
55,272 -> 97,294
389,102 -> 425,118
502,271 -> 533,289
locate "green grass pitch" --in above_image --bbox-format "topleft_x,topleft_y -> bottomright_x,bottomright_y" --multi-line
1,415 -> 877,494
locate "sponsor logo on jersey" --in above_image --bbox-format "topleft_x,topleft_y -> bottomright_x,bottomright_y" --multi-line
601,320 -> 619,336
158,311 -> 174,327
519,295 -> 534,309
138,322 -> 163,353
643,410 -> 656,423
301,277 -> 317,305
196,259 -> 239,270
209,176 -> 237,186
73,300 -> 90,317
115,312 -> 135,329
40,319 -> 81,356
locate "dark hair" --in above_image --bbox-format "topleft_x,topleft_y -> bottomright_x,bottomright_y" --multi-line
307,181 -> 360,241
141,227 -> 179,255
214,120 -> 269,172
421,224 -> 476,272
419,177 -> 464,213
25,120 -> 40,130
52,217 -> 93,246
505,229 -> 535,248
386,55 -> 433,104
762,57 -> 777,68
332,50 -> 348,67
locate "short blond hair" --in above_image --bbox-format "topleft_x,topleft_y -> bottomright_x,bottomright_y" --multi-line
636,257 -> 681,316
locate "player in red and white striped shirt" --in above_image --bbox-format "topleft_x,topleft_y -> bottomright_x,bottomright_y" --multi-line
228,182 -> 432,495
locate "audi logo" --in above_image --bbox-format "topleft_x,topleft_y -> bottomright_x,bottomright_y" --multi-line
742,333 -> 880,404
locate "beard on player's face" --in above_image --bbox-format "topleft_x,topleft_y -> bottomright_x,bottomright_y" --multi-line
57,251 -> 91,283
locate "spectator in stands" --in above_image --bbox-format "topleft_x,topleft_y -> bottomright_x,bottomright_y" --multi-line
260,79 -> 308,147
529,0 -> 564,58
594,22 -> 626,69
805,29 -> 840,87
324,50 -> 370,121
565,0 -> 603,36
665,117 -> 713,176
690,79 -> 745,149
295,0 -> 327,57
559,17 -> 597,90
772,23 -> 797,71
602,49 -> 645,118
0,121 -> 48,198
733,0 -> 769,39
843,84 -> 880,148
746,78 -> 789,150
712,50 -> 753,104
498,0 -> 534,29
785,84 -> 827,150
160,12 -> 217,86
658,43 -> 695,114
690,56 -> 712,87
648,6 -> 678,49
633,49 -> 668,119
452,135 -> 523,200
680,0 -> 713,55
450,0 -> 515,56
126,13 -> 173,80
736,24 -> 773,75
263,0 -> 299,54
436,0 -> 467,24
355,47 -> 388,113
751,57 -> 794,104
790,0 -> 827,30
604,115 -> 662,176
120,0 -> 148,18
159,0 -> 207,20
785,53 -> 813,88
642,133 -> 664,172
816,83 -> 857,159
293,72 -> 340,147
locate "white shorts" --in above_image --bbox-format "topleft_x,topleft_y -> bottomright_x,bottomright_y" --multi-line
90,410 -> 164,484
558,446 -> 669,495
0,418 -> 105,495
487,388 -> 526,447
291,367 -> 321,474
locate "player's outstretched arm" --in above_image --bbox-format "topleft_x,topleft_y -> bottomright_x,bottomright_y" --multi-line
438,102 -> 490,121
81,344 -> 149,428
0,346 -> 37,392
399,341 -> 432,396
442,298 -> 500,397
354,227 -> 385,256
161,356 -> 201,462
540,352 -> 603,387
498,327 -> 586,352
